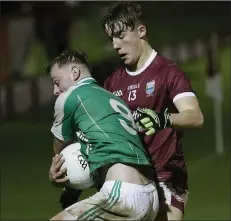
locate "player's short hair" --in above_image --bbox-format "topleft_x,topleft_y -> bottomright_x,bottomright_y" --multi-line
47,50 -> 89,74
101,2 -> 145,37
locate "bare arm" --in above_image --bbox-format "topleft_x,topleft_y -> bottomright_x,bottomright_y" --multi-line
170,96 -> 204,129
53,137 -> 72,154
49,91 -> 76,186
49,137 -> 73,187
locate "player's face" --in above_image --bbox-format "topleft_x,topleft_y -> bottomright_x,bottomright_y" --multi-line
50,64 -> 80,96
105,23 -> 146,66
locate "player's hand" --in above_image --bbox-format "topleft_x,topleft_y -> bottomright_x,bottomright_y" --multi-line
49,154 -> 68,187
136,108 -> 172,135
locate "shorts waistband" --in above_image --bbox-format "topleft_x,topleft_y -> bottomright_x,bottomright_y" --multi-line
101,180 -> 157,194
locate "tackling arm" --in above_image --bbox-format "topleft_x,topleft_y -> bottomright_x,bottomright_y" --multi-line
136,66 -> 204,135
168,67 -> 204,129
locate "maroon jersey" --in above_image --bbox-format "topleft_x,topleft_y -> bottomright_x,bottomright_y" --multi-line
104,50 -> 195,191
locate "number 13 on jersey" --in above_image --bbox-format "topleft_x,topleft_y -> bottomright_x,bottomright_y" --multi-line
128,90 -> 137,101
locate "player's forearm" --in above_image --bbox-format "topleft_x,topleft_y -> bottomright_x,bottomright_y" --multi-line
170,109 -> 204,129
53,138 -> 72,154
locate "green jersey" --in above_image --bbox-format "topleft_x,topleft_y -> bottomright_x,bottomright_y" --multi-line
51,77 -> 152,174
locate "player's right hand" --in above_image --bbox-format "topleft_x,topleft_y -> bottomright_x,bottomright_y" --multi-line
49,154 -> 69,187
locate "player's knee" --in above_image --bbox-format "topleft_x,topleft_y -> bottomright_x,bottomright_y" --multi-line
50,212 -> 62,220
50,214 -> 59,220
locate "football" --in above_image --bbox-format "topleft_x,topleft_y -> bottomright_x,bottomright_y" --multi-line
60,142 -> 94,190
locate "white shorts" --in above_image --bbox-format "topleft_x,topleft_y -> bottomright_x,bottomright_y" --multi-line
65,180 -> 159,220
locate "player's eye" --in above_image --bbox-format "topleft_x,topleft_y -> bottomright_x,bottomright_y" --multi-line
54,81 -> 59,86
119,34 -> 124,39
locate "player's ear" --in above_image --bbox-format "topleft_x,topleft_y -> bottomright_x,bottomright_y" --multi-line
138,25 -> 146,39
71,66 -> 80,81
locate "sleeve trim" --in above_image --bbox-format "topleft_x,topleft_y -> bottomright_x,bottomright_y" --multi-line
51,127 -> 65,141
173,92 -> 196,103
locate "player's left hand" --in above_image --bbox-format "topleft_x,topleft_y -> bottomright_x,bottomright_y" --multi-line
136,108 -> 172,135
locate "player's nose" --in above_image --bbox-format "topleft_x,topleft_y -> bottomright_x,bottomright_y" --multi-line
53,85 -> 61,96
112,38 -> 120,51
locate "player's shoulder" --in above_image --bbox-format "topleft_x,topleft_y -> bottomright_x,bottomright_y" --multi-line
154,55 -> 185,77
105,65 -> 125,84
154,55 -> 180,71
54,87 -> 77,111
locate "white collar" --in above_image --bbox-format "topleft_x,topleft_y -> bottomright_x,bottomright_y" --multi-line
68,77 -> 95,91
75,77 -> 95,85
126,49 -> 157,76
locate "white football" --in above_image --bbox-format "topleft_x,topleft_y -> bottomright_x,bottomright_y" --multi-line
60,142 -> 94,190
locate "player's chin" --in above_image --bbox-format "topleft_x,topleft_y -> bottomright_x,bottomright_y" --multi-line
123,58 -> 135,66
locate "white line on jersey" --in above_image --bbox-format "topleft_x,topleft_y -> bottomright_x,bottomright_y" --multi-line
77,95 -> 110,138
127,142 -> 140,164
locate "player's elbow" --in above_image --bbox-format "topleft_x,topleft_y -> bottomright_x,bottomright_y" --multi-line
186,109 -> 204,128
195,112 -> 204,128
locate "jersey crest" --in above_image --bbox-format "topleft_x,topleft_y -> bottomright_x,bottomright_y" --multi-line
146,80 -> 155,96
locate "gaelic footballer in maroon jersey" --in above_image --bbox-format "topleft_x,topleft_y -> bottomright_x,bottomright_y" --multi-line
104,50 -> 195,211
102,2 -> 204,219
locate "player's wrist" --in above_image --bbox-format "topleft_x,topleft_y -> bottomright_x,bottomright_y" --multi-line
158,108 -> 172,129
50,180 -> 65,188
49,174 -> 66,188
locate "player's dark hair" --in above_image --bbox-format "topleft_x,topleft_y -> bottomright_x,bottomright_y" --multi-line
47,50 -> 89,74
101,2 -> 145,37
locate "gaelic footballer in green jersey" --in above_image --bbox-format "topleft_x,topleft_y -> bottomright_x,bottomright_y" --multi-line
51,77 -> 152,174
48,50 -> 159,220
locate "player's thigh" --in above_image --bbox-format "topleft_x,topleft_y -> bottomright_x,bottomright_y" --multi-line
66,191 -> 106,220
80,181 -> 158,220
155,182 -> 189,221
50,191 -> 105,220
50,210 -> 76,220
167,205 -> 184,220
100,183 -> 159,221
155,204 -> 183,221
112,181 -> 159,220
62,182 -> 126,220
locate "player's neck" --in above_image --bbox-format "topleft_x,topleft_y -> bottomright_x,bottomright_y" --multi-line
129,43 -> 153,72
74,73 -> 92,85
